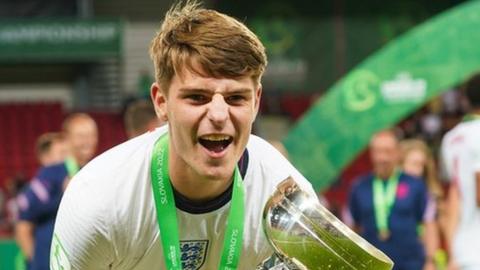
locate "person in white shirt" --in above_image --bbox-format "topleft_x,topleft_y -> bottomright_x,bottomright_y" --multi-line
50,2 -> 316,269
441,73 -> 480,270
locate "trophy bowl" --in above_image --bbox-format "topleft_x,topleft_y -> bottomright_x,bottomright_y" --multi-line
262,177 -> 394,270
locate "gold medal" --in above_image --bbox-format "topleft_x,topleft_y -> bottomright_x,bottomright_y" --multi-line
378,230 -> 390,241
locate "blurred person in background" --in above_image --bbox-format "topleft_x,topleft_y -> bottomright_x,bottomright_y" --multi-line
0,174 -> 28,238
348,130 -> 429,270
61,113 -> 99,174
400,138 -> 445,270
15,132 -> 67,267
16,113 -> 98,270
124,99 -> 165,139
441,73 -> 480,270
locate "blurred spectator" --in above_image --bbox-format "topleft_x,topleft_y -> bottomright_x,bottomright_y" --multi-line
440,73 -> 480,270
348,130 -> 429,270
442,90 -> 461,115
62,113 -> 99,170
16,113 -> 98,270
0,186 -> 5,235
0,174 -> 28,238
421,112 -> 442,142
400,139 -> 445,270
15,132 -> 68,267
400,139 -> 444,199
124,99 -> 165,139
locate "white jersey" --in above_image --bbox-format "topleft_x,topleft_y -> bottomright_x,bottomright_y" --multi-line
441,119 -> 480,267
50,126 -> 316,270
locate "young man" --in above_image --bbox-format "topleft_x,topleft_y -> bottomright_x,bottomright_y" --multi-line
50,2 -> 316,270
441,74 -> 480,270
17,113 -> 98,270
348,130 -> 429,270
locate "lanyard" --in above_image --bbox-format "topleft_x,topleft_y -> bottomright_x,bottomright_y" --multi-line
372,171 -> 399,238
64,157 -> 79,177
150,135 -> 245,270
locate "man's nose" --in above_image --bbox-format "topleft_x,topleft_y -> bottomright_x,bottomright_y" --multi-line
207,94 -> 229,126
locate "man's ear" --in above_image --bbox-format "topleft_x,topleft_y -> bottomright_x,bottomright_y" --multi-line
151,82 -> 168,122
253,84 -> 262,122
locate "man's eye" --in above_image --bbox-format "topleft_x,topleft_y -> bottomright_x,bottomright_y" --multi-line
226,95 -> 245,103
187,94 -> 207,103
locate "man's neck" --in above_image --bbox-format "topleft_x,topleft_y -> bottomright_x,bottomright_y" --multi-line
168,151 -> 233,203
375,168 -> 396,181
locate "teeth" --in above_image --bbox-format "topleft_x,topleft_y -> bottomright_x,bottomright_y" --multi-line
201,134 -> 231,141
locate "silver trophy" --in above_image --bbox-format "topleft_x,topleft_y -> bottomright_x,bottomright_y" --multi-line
261,177 -> 394,270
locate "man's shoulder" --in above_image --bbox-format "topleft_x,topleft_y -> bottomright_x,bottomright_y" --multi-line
79,127 -> 166,181
246,135 -> 289,171
351,173 -> 374,190
442,120 -> 480,145
37,162 -> 68,179
62,127 -> 166,212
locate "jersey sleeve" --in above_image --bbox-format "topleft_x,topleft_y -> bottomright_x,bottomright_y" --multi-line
50,178 -> 114,270
17,177 -> 63,222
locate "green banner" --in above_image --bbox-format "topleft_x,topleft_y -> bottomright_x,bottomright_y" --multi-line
0,240 -> 25,270
0,19 -> 122,62
284,0 -> 480,190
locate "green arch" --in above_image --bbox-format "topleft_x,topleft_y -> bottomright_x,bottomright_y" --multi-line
284,0 -> 480,190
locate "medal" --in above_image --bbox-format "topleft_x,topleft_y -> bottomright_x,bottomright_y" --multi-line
378,229 -> 391,241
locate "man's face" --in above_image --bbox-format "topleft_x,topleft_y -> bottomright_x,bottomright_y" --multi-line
68,119 -> 98,166
370,134 -> 399,179
152,66 -> 261,181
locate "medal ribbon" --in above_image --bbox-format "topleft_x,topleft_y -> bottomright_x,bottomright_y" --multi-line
150,134 -> 245,270
64,157 -> 79,177
373,171 -> 399,237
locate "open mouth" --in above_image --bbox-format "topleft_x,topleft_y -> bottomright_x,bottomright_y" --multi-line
198,134 -> 233,153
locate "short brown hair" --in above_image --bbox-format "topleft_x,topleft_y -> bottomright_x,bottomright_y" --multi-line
36,132 -> 64,159
149,1 -> 267,91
